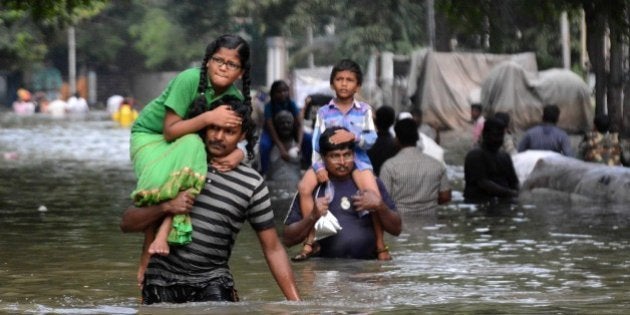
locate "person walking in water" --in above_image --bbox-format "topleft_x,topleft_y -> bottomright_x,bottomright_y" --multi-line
294,59 -> 391,261
128,34 -> 253,288
121,98 -> 300,303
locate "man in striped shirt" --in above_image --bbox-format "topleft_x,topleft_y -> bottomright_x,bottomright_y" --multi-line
120,100 -> 300,304
380,118 -> 451,215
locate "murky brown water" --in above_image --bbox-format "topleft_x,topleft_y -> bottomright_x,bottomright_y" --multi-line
1,111 -> 629,314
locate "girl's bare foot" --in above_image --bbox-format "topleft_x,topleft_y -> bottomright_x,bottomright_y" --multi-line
148,239 -> 170,256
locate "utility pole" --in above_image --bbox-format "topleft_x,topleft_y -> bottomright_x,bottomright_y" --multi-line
68,26 -> 76,95
426,0 -> 435,49
307,25 -> 315,68
561,11 -> 570,69
266,37 -> 287,87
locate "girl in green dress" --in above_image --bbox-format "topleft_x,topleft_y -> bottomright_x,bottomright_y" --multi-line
130,34 -> 254,287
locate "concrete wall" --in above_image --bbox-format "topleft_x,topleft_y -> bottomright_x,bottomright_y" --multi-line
95,71 -> 178,108
131,71 -> 178,106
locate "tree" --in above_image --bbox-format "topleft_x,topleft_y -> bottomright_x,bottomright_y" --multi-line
435,0 -> 572,68
0,0 -> 107,71
230,0 -> 428,68
436,0 -> 630,136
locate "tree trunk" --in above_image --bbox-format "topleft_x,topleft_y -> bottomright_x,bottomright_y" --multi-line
623,78 -> 630,138
624,36 -> 630,139
434,4 -> 452,51
608,20 -> 623,132
584,3 -> 607,117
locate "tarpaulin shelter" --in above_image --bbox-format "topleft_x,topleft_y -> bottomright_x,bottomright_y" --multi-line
291,66 -> 333,108
407,49 -> 538,131
481,62 -> 593,133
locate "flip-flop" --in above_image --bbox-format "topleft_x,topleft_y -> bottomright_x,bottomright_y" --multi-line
291,242 -> 320,262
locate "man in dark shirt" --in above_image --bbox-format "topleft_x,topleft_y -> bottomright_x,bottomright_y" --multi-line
283,126 -> 402,259
464,117 -> 519,203
518,104 -> 574,156
367,105 -> 398,176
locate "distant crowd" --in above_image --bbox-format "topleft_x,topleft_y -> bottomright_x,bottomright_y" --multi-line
11,33 -> 627,307
116,34 -> 630,305
11,88 -> 89,117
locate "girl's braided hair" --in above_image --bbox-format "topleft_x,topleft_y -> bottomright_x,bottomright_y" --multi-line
187,34 -> 252,119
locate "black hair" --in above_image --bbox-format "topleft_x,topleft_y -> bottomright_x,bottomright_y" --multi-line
304,93 -> 333,121
593,114 -> 610,133
471,104 -> 482,111
542,104 -> 560,124
269,80 -> 290,113
273,109 -> 294,125
269,80 -> 289,98
187,34 -> 252,119
330,59 -> 363,86
484,116 -> 505,132
481,117 -> 505,151
319,126 -> 356,156
493,112 -> 511,127
394,118 -> 419,146
410,107 -> 423,119
375,105 -> 396,131
200,95 -> 257,160
308,93 -> 333,106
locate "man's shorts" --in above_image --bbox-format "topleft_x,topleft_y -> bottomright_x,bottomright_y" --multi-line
142,277 -> 239,304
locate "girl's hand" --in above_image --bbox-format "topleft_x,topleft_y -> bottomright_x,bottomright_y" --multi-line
165,190 -> 195,214
205,105 -> 242,127
211,147 -> 244,172
315,169 -> 329,183
330,129 -> 355,144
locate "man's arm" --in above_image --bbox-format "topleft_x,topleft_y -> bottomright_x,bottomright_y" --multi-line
282,194 -> 327,247
357,107 -> 377,151
477,180 -> 518,198
517,133 -> 529,152
437,168 -> 452,204
291,102 -> 305,149
352,190 -> 402,236
560,133 -> 574,157
438,190 -> 452,204
120,190 -> 194,233
256,228 -> 301,301
266,118 -> 288,157
433,127 -> 441,145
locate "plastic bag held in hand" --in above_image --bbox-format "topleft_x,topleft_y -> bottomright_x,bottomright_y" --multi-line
314,211 -> 342,241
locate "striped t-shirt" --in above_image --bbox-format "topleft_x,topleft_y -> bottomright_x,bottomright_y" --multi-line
144,164 -> 275,287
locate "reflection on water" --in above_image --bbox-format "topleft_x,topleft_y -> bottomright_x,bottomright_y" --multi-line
1,111 -> 629,314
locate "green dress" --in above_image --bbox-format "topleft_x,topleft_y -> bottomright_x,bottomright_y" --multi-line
130,68 -> 243,245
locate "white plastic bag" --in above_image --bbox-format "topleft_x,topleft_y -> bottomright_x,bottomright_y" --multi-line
314,211 -> 342,241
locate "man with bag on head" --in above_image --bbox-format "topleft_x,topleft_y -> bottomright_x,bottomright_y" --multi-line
283,126 -> 401,260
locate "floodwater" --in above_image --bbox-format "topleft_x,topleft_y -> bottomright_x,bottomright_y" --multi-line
1,111 -> 629,314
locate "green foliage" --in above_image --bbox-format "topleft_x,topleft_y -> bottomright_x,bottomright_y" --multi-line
129,8 -> 192,70
0,9 -> 46,71
9,0 -> 623,88
2,0 -> 106,27
435,0 -> 587,68
0,0 -> 106,71
230,0 -> 427,69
